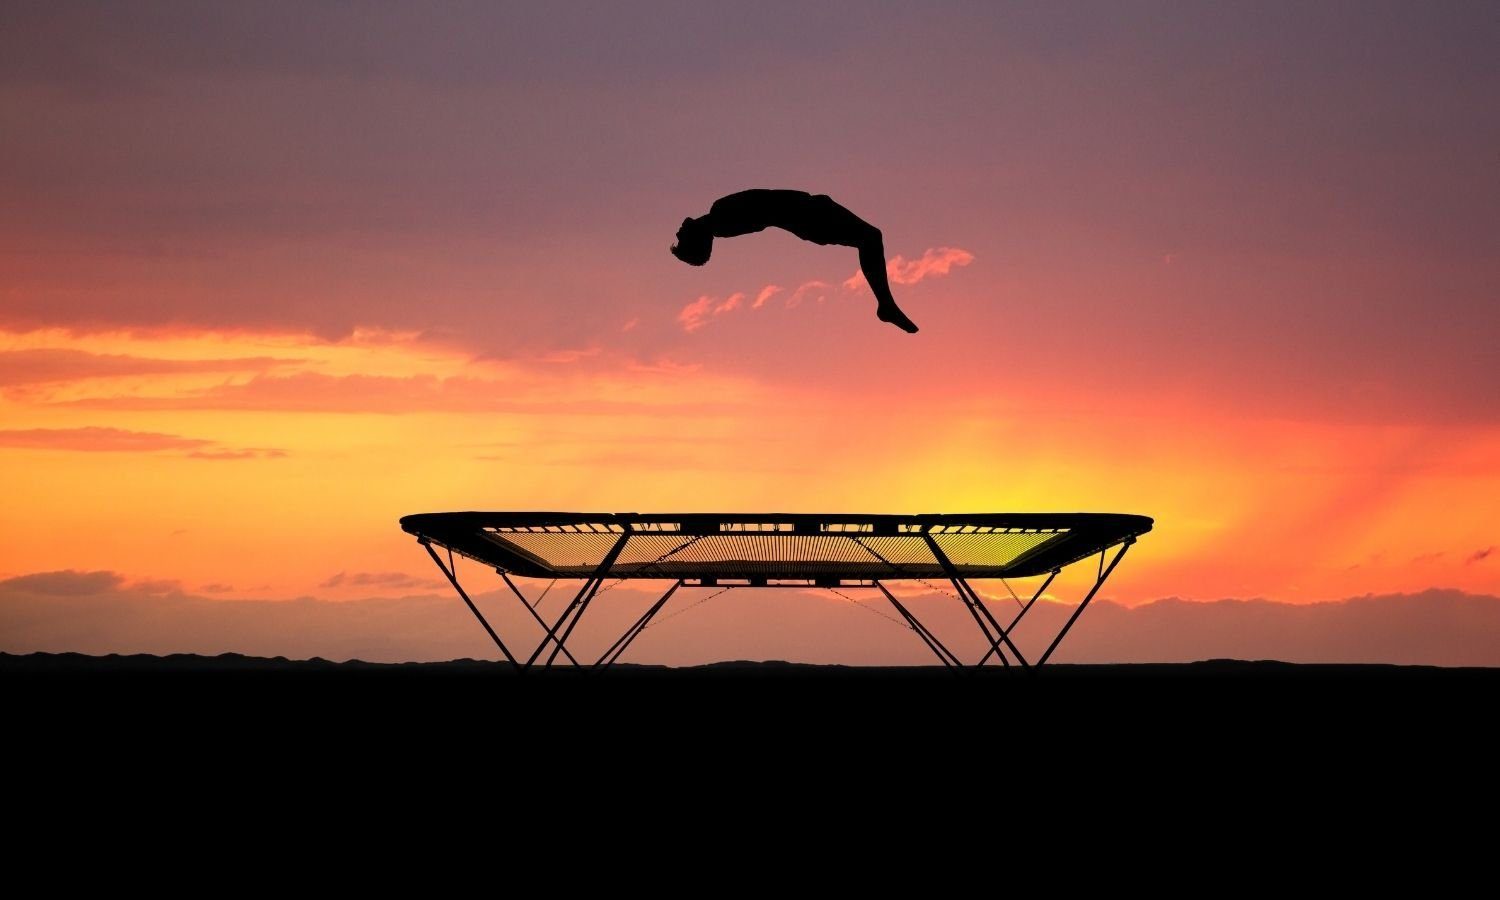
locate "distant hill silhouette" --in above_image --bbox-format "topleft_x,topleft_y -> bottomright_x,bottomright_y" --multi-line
6,576 -> 1500,667
7,650 -> 1498,680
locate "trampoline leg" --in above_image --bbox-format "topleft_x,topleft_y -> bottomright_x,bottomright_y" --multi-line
1038,540 -> 1133,667
957,575 -> 1026,667
975,569 -> 1060,668
524,577 -> 600,669
594,580 -> 682,669
923,534 -> 1027,668
526,530 -> 633,669
499,571 -> 580,666
875,581 -> 963,668
422,540 -> 519,668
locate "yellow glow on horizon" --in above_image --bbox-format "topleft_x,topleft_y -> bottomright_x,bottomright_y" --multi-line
1,326 -> 1496,609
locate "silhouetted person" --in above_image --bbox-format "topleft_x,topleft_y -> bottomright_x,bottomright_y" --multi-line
671,189 -> 920,333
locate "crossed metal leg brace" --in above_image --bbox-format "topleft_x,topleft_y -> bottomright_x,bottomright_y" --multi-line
872,537 -> 1136,669
419,535 -> 684,672
420,534 -> 1135,671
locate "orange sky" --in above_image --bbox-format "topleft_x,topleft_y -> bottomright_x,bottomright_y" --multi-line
2,322 -> 1494,605
2,4 -> 1497,663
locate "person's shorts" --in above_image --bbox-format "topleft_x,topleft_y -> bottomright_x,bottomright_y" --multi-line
791,194 -> 877,247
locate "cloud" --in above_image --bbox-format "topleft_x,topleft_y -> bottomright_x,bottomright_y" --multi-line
538,346 -> 601,364
626,357 -> 701,376
677,296 -> 715,332
1039,591 -> 1500,667
0,570 -> 124,596
0,426 -> 286,459
680,246 -> 974,331
752,286 -> 782,309
3,574 -> 1500,667
787,280 -> 832,308
52,370 -> 732,415
845,246 -> 976,290
0,574 -> 503,663
677,293 -> 745,332
0,348 -> 300,389
130,578 -> 183,594
320,571 -> 437,590
0,426 -> 212,453
185,448 -> 287,461
889,246 -> 974,285
1469,547 -> 1494,564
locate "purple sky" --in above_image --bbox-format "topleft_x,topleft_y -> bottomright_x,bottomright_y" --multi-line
4,2 -> 1496,422
2,3 -> 1497,663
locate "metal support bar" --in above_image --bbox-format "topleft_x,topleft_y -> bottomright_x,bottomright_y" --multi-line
421,539 -> 519,667
499,571 -> 580,666
1037,539 -> 1134,666
955,577 -> 1010,667
923,533 -> 1025,668
628,535 -> 705,578
975,568 -> 1059,667
594,580 -> 683,669
527,529 -> 633,669
956,572 -> 1029,668
849,535 -> 905,578
414,526 -> 1136,673
523,576 -> 597,668
875,581 -> 962,667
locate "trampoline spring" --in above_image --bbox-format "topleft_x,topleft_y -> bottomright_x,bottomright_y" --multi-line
532,578 -> 557,610
828,587 -> 909,630
647,585 -> 733,629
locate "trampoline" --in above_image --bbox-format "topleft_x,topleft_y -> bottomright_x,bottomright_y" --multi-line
400,511 -> 1152,670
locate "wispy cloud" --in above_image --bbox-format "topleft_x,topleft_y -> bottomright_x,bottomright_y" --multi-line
320,571 -> 437,590
0,426 -> 212,453
677,296 -> 715,332
787,280 -> 832,308
678,293 -> 747,332
0,570 -> 124,596
0,348 -> 302,389
53,369 -> 739,414
130,578 -> 183,594
4,576 -> 1500,667
752,285 -> 782,309
678,246 -> 974,332
886,246 -> 975,286
627,356 -> 702,376
842,246 -> 976,290
1469,547 -> 1495,565
0,426 -> 286,459
3,328 -> 753,417
185,448 -> 288,461
538,346 -> 601,364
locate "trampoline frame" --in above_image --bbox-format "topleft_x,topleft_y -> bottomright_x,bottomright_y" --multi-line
401,511 -> 1150,670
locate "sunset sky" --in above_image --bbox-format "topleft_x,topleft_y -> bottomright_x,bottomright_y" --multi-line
3,2 -> 1497,665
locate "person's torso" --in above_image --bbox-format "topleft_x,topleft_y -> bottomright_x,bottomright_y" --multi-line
710,189 -> 826,236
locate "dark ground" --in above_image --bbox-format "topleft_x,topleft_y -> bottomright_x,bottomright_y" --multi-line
9,652 -> 1496,835
11,651 -> 1497,745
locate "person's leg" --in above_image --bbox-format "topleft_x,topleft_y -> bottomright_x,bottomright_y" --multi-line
858,234 -> 919,333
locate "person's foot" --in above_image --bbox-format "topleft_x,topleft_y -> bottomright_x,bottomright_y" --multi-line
877,304 -> 920,333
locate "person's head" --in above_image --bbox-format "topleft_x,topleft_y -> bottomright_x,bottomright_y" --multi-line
670,217 -> 713,266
